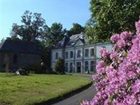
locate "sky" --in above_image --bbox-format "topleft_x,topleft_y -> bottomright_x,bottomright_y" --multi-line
0,0 -> 91,40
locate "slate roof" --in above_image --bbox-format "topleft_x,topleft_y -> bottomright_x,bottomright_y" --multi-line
0,39 -> 42,55
55,32 -> 88,48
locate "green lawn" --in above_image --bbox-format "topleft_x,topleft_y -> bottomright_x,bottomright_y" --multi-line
0,73 -> 91,105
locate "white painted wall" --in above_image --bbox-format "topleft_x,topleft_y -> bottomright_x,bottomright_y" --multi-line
51,49 -> 63,70
51,43 -> 113,72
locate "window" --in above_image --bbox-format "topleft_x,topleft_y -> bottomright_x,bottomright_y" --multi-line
90,61 -> 95,71
76,62 -> 81,73
69,62 -> 73,72
77,50 -> 81,58
85,61 -> 89,72
55,52 -> 58,59
90,48 -> 94,57
85,49 -> 89,57
70,51 -> 73,58
101,46 -> 106,48
65,52 -> 68,59
65,63 -> 68,72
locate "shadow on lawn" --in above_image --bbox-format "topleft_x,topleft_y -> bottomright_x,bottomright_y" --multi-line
34,82 -> 93,105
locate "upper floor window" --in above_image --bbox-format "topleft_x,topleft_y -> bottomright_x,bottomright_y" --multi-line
85,49 -> 89,57
101,46 -> 106,48
65,52 -> 68,59
77,50 -> 82,58
55,52 -> 58,59
90,48 -> 94,57
70,51 -> 73,58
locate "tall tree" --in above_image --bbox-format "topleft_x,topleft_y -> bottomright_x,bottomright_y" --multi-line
68,23 -> 85,36
11,10 -> 46,41
87,0 -> 140,42
43,23 -> 66,47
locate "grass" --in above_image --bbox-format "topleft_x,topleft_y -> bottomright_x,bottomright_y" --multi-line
0,73 -> 91,105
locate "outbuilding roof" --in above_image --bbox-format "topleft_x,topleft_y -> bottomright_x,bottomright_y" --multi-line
0,39 -> 42,55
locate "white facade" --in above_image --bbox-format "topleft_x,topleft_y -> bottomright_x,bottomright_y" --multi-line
96,43 -> 113,61
51,33 -> 113,73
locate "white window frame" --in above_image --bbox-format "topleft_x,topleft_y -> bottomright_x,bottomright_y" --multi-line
70,51 -> 74,58
90,48 -> 95,57
76,49 -> 82,58
84,49 -> 89,57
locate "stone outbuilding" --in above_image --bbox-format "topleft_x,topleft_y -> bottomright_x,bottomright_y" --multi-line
0,39 -> 42,72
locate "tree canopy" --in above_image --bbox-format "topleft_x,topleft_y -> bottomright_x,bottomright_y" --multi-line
11,10 -> 46,41
42,23 -> 66,47
68,23 -> 85,36
86,0 -> 140,42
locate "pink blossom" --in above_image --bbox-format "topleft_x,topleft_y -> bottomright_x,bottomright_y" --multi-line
100,48 -> 110,58
110,34 -> 120,43
120,31 -> 131,40
135,20 -> 140,34
81,19 -> 140,105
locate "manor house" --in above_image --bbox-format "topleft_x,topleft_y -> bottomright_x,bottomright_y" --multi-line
51,33 -> 112,73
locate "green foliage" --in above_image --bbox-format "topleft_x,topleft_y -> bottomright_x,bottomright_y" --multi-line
0,73 -> 90,105
87,0 -> 140,42
11,10 -> 46,41
68,23 -> 85,36
55,58 -> 65,74
41,47 -> 52,73
0,38 -> 5,44
42,23 -> 66,47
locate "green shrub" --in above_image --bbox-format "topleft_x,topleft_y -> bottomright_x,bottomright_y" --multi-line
55,58 -> 65,74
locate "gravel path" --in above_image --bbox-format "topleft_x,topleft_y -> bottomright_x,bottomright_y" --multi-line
52,77 -> 96,105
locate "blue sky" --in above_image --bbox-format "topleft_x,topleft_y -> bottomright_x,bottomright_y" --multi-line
0,0 -> 90,40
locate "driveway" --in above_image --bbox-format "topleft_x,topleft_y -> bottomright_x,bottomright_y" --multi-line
52,75 -> 96,105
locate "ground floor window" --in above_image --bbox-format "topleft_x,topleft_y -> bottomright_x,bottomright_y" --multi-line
90,61 -> 95,72
76,62 -> 81,73
85,61 -> 89,72
65,63 -> 68,72
69,62 -> 73,72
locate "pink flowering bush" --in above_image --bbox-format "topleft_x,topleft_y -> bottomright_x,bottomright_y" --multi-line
81,20 -> 140,105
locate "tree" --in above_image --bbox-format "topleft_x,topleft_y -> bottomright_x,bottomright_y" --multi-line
43,23 -> 66,47
81,19 -> 140,105
11,10 -> 46,41
68,23 -> 85,36
0,38 -> 5,44
86,0 -> 140,42
55,58 -> 65,74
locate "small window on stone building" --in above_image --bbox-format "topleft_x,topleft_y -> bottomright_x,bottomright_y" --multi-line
55,52 -> 58,59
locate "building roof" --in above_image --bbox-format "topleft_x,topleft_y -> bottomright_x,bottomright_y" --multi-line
0,39 -> 42,55
55,32 -> 88,48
